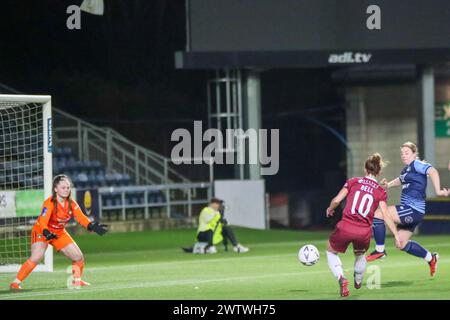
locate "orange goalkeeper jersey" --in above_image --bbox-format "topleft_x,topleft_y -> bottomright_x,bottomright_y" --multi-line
35,196 -> 91,233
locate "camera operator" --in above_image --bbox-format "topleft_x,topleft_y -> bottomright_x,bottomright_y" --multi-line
184,198 -> 249,254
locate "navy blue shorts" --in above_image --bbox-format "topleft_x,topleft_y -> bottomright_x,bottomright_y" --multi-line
395,205 -> 424,232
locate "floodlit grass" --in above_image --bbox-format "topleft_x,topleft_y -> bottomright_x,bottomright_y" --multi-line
1,227 -> 449,300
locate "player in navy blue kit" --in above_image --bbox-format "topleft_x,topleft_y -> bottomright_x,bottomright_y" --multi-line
366,142 -> 449,277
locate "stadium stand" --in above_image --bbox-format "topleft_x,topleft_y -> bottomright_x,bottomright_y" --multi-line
53,146 -> 166,209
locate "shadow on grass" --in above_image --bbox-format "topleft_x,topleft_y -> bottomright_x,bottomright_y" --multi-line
0,289 -> 33,295
287,289 -> 309,293
0,285 -> 68,296
315,295 -> 360,300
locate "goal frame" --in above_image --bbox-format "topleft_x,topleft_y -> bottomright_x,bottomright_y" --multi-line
0,94 -> 53,272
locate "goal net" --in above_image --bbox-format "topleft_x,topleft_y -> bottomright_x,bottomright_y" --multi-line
0,95 -> 53,272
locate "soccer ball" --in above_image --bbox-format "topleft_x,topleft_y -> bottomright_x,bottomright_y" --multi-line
298,244 -> 320,266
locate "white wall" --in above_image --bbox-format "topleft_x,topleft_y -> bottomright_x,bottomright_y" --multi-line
214,180 -> 266,229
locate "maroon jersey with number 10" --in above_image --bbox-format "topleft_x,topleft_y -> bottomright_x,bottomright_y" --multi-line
342,176 -> 387,228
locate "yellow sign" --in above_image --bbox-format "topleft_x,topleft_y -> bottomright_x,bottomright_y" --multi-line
83,190 -> 92,215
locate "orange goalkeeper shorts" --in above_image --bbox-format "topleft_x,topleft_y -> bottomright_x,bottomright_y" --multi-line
31,225 -> 76,252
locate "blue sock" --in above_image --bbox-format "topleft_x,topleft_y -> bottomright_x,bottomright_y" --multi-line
372,218 -> 386,250
402,240 -> 429,259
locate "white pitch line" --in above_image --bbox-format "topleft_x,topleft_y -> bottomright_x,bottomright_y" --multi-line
82,240 -> 327,257
2,258 -> 450,300
88,253 -> 297,272
0,253 -> 299,275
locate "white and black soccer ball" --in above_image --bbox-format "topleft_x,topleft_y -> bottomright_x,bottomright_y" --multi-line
298,244 -> 320,266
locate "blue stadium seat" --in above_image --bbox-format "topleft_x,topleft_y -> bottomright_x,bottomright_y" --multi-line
148,191 -> 165,204
50,147 -> 132,189
95,173 -> 106,186
125,193 -> 133,205
113,193 -> 122,206
10,161 -> 21,175
53,147 -> 74,162
31,176 -> 44,188
62,147 -> 72,155
126,192 -> 144,205
53,147 -> 63,155
77,172 -> 88,182
0,161 -> 7,171
17,162 -> 26,174
103,194 -> 114,207
91,160 -> 102,169
122,174 -> 132,186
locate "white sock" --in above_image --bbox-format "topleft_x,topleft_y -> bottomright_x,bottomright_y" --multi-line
425,252 -> 432,262
327,251 -> 344,280
354,254 -> 366,284
375,245 -> 385,253
13,278 -> 21,284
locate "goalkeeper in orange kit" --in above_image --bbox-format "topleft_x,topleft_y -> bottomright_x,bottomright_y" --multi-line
10,174 -> 108,290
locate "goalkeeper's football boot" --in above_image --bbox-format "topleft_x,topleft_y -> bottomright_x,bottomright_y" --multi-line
366,249 -> 387,262
428,252 -> 439,277
338,276 -> 349,297
9,282 -> 22,291
72,279 -> 91,287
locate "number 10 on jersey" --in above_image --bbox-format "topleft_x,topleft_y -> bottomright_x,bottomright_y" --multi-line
351,191 -> 374,218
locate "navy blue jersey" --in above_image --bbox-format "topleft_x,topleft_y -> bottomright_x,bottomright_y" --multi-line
399,160 -> 432,213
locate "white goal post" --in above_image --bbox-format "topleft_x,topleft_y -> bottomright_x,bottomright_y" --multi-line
0,94 -> 53,272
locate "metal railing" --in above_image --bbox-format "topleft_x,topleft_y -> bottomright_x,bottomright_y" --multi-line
97,182 -> 212,220
52,108 -> 190,185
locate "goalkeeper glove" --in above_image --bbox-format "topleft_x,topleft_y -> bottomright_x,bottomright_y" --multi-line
87,221 -> 108,236
43,229 -> 58,241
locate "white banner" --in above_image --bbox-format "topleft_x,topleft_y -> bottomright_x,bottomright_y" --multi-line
214,180 -> 266,230
0,191 -> 16,218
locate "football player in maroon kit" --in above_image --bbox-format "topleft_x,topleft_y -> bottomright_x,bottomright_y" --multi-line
325,153 -> 403,297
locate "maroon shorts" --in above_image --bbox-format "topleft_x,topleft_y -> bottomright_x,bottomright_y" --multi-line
329,220 -> 372,254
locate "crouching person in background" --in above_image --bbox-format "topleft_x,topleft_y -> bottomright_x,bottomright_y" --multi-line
183,198 -> 249,254
196,198 -> 222,254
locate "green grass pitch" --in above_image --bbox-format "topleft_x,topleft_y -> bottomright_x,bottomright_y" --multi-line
0,227 -> 449,300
